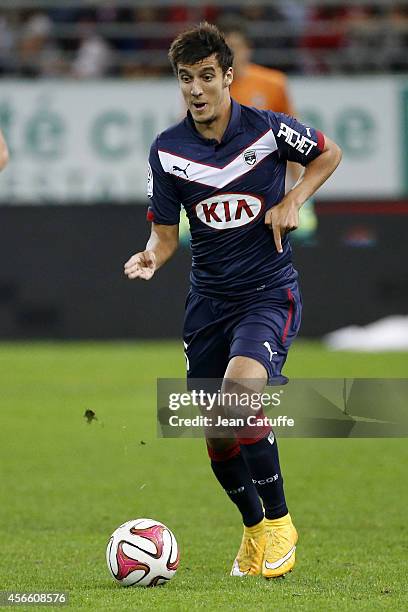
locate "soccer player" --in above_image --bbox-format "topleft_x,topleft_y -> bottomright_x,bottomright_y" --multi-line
0,129 -> 9,171
124,23 -> 341,578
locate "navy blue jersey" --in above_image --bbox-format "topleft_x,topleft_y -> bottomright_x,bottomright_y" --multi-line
147,99 -> 324,298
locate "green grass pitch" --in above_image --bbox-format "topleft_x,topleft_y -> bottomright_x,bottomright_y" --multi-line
0,341 -> 407,611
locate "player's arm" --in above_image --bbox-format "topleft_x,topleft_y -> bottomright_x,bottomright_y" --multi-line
124,137 -> 181,280
267,135 -> 341,252
289,135 -> 341,201
124,222 -> 179,281
265,114 -> 342,252
0,129 -> 9,170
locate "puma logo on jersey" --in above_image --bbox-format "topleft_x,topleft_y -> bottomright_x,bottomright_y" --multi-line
147,162 -> 153,197
263,342 -> 277,362
183,341 -> 190,371
277,122 -> 317,155
173,163 -> 190,178
195,193 -> 263,229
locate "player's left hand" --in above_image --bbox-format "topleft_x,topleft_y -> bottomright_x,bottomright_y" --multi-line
264,197 -> 299,254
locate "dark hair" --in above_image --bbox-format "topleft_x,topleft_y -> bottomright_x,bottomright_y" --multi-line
168,22 -> 234,75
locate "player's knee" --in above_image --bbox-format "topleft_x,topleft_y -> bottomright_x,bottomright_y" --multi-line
221,378 -> 265,421
225,356 -> 268,384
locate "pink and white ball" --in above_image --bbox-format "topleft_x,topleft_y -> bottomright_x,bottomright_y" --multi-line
106,518 -> 180,587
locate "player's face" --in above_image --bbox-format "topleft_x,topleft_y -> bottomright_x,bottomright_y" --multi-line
177,55 -> 233,125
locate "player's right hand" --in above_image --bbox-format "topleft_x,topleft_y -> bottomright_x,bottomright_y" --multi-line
124,250 -> 156,280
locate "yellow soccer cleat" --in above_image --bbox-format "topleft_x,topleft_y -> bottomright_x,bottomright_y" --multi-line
262,513 -> 298,578
230,519 -> 266,576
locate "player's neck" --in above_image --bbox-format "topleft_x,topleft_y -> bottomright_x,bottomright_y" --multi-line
193,96 -> 232,143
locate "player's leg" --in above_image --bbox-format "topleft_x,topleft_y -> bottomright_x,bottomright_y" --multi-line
223,355 -> 296,578
219,356 -> 268,576
183,292 -> 264,567
224,355 -> 297,578
224,356 -> 288,520
226,283 -> 302,578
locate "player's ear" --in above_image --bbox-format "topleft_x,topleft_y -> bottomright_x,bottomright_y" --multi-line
223,67 -> 233,88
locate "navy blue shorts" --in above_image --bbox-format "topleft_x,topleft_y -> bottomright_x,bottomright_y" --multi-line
183,281 -> 302,385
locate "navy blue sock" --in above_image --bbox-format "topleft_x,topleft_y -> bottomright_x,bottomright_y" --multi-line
210,453 -> 264,527
240,431 -> 288,520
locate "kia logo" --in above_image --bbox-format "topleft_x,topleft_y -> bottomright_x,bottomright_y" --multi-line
195,193 -> 263,229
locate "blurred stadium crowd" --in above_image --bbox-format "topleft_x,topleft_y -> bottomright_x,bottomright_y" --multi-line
0,1 -> 408,78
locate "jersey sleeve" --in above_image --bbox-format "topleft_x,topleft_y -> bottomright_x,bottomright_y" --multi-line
268,112 -> 325,166
146,138 -> 181,225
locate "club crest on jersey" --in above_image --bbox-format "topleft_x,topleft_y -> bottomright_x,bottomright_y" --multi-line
243,150 -> 257,166
195,193 -> 263,230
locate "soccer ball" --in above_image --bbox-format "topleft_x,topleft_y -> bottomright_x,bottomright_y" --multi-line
106,518 -> 179,587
